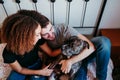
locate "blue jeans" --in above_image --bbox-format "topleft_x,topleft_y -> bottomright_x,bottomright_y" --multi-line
7,59 -> 47,80
74,36 -> 111,80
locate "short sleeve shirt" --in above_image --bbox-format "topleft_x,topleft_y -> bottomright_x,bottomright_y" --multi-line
2,38 -> 45,67
46,24 -> 79,49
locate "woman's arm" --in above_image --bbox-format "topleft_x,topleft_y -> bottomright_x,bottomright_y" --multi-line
40,42 -> 61,57
9,60 -> 53,76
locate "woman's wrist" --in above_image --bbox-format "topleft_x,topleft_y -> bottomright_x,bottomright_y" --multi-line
35,70 -> 42,76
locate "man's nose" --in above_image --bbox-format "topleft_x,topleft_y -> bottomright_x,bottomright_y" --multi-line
48,32 -> 53,37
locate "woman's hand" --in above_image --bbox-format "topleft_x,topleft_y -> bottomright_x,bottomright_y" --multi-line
38,65 -> 53,76
59,59 -> 73,74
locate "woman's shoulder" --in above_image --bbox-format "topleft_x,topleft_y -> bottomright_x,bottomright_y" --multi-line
1,43 -> 17,63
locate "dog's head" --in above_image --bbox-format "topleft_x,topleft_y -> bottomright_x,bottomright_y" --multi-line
62,36 -> 89,57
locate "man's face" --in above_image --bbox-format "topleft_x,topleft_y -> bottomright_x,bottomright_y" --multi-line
41,22 -> 55,40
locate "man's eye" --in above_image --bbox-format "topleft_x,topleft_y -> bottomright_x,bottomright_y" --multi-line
42,33 -> 48,36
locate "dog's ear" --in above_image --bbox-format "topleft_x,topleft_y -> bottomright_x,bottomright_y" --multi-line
83,41 -> 89,49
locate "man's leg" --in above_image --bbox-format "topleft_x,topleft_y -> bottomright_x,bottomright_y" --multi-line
74,60 -> 88,80
91,36 -> 111,80
74,36 -> 111,80
74,48 -> 96,80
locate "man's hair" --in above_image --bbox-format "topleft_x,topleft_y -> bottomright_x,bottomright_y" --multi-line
1,13 -> 39,55
17,9 -> 50,28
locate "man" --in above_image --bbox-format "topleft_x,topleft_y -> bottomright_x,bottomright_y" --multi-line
18,10 -> 111,80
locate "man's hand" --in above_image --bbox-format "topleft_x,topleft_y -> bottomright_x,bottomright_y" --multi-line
59,59 -> 72,74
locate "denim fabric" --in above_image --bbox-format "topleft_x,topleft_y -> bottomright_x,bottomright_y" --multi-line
74,36 -> 111,80
7,59 -> 47,80
30,76 -> 47,80
7,70 -> 26,80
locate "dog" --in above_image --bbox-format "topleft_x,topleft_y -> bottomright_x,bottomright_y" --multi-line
46,36 -> 89,80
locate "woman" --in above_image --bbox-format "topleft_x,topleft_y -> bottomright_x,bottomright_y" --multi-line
1,13 -> 53,80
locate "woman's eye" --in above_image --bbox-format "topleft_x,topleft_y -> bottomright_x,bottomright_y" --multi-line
36,34 -> 39,37
36,34 -> 40,37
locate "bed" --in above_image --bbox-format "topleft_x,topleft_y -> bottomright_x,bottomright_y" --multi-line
0,43 -> 113,80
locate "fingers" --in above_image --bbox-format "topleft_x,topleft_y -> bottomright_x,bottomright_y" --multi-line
59,60 -> 65,65
46,64 -> 50,68
59,60 -> 71,74
59,60 -> 63,65
46,69 -> 53,76
45,64 -> 52,69
43,65 -> 53,76
61,68 -> 68,74
61,66 -> 70,74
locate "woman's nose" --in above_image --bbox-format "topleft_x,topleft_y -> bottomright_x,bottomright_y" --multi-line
38,35 -> 41,39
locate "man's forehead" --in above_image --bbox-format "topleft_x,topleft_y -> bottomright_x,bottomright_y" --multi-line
41,26 -> 52,35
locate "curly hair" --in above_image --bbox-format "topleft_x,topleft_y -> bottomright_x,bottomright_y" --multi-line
17,9 -> 49,28
1,14 -> 39,55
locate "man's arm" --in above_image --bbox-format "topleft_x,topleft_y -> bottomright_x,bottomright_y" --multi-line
69,34 -> 95,64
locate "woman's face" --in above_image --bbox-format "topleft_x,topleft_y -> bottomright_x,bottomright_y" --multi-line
33,24 -> 42,45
